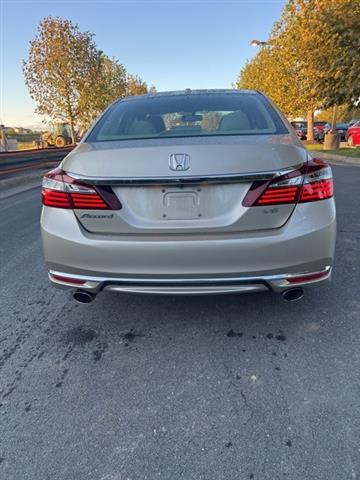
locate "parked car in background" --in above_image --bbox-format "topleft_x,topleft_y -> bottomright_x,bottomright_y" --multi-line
314,121 -> 327,141
346,121 -> 360,147
41,90 -> 336,304
290,121 -> 326,142
290,121 -> 307,140
348,119 -> 360,128
319,123 -> 349,142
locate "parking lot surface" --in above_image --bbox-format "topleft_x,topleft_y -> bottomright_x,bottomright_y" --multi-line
0,164 -> 359,480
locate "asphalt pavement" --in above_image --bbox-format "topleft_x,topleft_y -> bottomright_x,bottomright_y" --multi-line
0,164 -> 359,480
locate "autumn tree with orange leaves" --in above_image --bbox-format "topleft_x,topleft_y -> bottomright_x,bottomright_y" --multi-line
237,0 -> 360,144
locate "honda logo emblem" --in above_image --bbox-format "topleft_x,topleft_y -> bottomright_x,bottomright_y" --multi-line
169,153 -> 190,171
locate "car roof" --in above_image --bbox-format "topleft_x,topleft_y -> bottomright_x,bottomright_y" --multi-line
119,89 -> 260,103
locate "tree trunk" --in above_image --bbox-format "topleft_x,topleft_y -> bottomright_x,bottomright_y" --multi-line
330,105 -> 337,133
69,120 -> 76,145
65,93 -> 76,145
306,110 -> 314,142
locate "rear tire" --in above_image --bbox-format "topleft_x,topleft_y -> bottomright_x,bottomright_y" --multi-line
55,136 -> 66,148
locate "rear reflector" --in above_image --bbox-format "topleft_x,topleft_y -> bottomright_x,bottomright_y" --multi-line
287,270 -> 329,284
42,168 -> 122,210
51,274 -> 86,285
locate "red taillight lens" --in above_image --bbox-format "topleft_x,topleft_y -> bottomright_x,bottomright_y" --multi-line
242,159 -> 333,207
243,168 -> 303,207
300,179 -> 333,202
256,186 -> 299,205
42,189 -> 72,208
42,168 -> 121,210
70,192 -> 108,209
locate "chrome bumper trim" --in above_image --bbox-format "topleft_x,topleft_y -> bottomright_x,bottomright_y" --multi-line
104,284 -> 268,295
48,266 -> 331,293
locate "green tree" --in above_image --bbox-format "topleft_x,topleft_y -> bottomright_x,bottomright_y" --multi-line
23,17 -> 99,143
237,45 -> 306,118
279,0 -> 360,140
79,68 -> 153,130
78,53 -> 128,129
305,0 -> 360,109
125,74 -> 149,96
299,0 -> 360,144
316,105 -> 360,123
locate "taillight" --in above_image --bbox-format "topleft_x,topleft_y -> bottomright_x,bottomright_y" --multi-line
42,168 -> 122,210
299,160 -> 334,202
242,159 -> 333,207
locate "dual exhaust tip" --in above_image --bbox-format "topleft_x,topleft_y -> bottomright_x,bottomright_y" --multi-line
281,287 -> 304,302
73,290 -> 95,304
72,287 -> 305,304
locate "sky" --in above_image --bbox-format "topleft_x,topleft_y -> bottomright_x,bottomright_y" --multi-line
0,0 -> 286,128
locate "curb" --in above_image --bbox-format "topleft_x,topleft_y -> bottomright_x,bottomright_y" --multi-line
309,151 -> 360,165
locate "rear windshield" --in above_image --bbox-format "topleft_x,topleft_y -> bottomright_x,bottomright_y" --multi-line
86,93 -> 288,142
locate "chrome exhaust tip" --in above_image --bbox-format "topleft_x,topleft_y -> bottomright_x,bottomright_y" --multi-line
73,290 -> 95,304
282,288 -> 304,302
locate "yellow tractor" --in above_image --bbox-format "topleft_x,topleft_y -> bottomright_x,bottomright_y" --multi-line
41,122 -> 73,148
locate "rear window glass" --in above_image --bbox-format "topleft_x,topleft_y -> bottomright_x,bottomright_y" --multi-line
291,121 -> 307,129
86,92 -> 288,142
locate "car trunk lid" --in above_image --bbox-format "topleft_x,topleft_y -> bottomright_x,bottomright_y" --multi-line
62,136 -> 307,235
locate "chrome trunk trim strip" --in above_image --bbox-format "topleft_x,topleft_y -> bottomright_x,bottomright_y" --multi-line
66,165 -> 303,187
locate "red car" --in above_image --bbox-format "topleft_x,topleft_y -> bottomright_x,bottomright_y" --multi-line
346,121 -> 360,147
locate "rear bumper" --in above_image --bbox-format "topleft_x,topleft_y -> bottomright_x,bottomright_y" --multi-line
48,266 -> 332,295
41,198 -> 336,295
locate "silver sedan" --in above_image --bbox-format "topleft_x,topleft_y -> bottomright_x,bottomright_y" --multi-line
41,90 -> 336,303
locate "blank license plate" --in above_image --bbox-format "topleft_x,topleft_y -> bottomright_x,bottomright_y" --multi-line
162,191 -> 200,219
